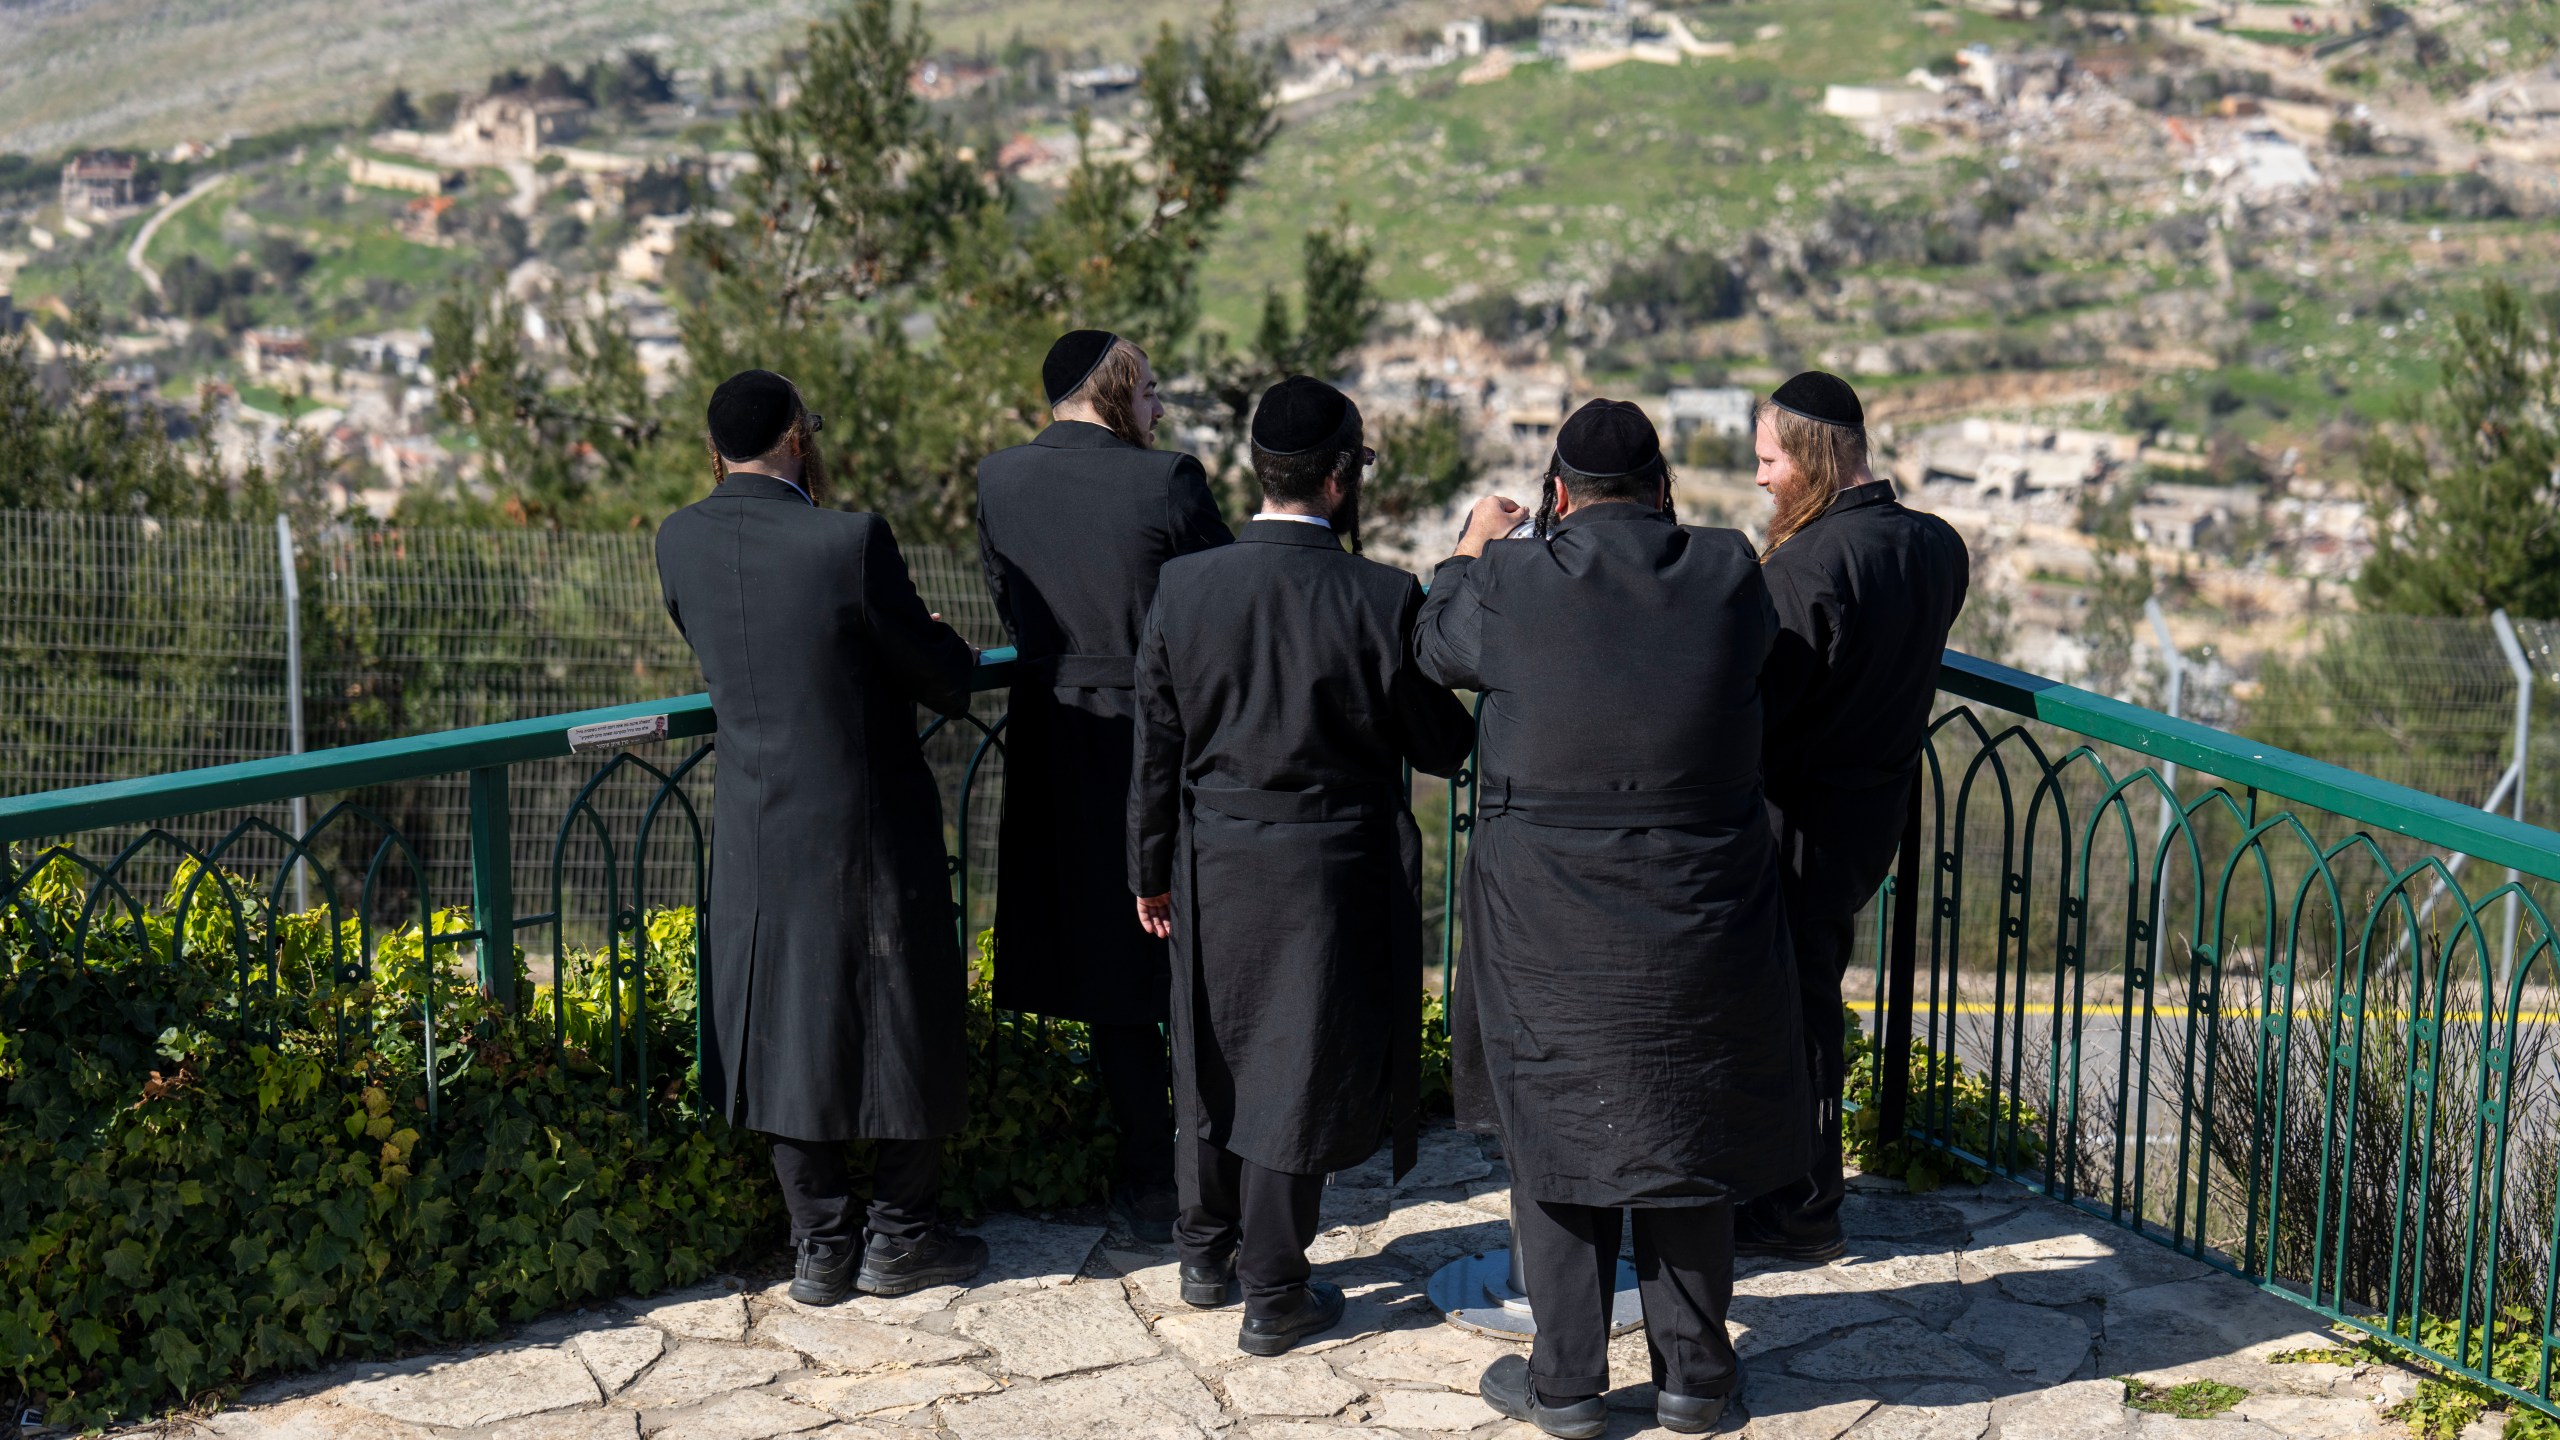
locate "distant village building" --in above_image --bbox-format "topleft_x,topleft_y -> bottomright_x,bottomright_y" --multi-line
348,153 -> 462,196
1504,382 -> 1570,444
1442,18 -> 1489,58
1662,386 -> 1755,441
342,329 -> 433,379
1056,64 -> 1140,106
452,93 -> 589,162
2490,77 -> 2560,126
240,327 -> 311,383
1824,85 -> 1944,121
1540,2 -> 1635,57
617,213 -> 691,285
1955,46 -> 2075,110
910,59 -> 997,101
59,153 -> 154,221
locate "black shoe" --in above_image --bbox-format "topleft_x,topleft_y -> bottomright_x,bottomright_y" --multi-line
1731,1220 -> 1846,1264
1236,1280 -> 1346,1357
1112,1181 -> 1178,1245
1179,1254 -> 1237,1308
1656,1390 -> 1730,1434
1477,1355 -> 1607,1440
788,1238 -> 858,1306
857,1226 -> 988,1296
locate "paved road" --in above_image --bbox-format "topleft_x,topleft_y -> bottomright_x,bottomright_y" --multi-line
125,171 -> 227,299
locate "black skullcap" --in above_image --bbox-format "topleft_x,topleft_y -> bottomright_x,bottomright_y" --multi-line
1555,398 -> 1662,478
1043,329 -> 1121,406
1769,370 -> 1865,428
707,369 -> 802,461
1251,375 -> 1362,456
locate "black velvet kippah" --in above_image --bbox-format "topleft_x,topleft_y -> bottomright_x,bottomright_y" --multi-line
1770,370 -> 1865,428
1251,375 -> 1360,456
1043,329 -> 1121,405
707,369 -> 802,461
1555,398 -> 1661,478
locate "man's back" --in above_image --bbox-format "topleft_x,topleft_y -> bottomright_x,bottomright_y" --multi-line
1760,486 -> 1968,809
1140,522 -> 1471,797
652,473 -> 973,1142
976,423 -> 1229,668
1425,506 -> 1774,794
1129,516 -> 1474,1182
1415,501 -> 1805,1210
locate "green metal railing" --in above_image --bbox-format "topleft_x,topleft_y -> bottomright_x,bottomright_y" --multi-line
10,646 -> 2560,1412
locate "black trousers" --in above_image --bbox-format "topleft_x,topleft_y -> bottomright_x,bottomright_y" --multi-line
766,1134 -> 942,1249
1173,1136 -> 1323,1319
1739,884 -> 1862,1240
1092,1022 -> 1176,1190
1516,1199 -> 1738,1402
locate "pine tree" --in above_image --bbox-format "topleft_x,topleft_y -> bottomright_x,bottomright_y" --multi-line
2355,282 -> 2560,620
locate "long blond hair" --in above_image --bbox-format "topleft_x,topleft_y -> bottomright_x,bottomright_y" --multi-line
1756,397 -> 1869,556
1060,339 -> 1155,449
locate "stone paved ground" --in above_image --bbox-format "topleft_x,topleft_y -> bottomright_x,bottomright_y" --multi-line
111,1128 -> 2460,1440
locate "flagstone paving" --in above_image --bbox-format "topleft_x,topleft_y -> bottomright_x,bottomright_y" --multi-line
115,1128 -> 2453,1440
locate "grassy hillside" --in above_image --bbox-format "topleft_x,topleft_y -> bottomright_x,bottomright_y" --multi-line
1199,0 -> 2024,335
0,0 -> 1335,155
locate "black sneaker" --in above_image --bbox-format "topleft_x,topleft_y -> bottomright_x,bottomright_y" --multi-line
789,1238 -> 859,1306
1236,1280 -> 1346,1357
1112,1182 -> 1178,1245
1179,1254 -> 1236,1308
1656,1389 -> 1730,1434
857,1226 -> 988,1297
1477,1354 -> 1607,1440
1731,1220 -> 1846,1264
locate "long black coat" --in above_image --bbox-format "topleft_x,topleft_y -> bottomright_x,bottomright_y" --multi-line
655,474 -> 976,1143
1130,520 -> 1476,1178
976,422 -> 1230,1023
1761,482 -> 1970,924
1416,505 -> 1807,1209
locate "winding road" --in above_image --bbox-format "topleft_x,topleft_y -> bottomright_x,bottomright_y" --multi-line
125,172 -> 228,300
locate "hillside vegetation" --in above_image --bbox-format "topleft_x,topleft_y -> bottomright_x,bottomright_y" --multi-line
0,0 -> 1336,153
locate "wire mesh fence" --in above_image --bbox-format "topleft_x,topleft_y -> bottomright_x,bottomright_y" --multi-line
10,503 -> 2559,957
0,510 -> 1008,949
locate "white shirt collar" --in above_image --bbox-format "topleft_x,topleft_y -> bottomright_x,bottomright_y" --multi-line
1252,512 -> 1332,529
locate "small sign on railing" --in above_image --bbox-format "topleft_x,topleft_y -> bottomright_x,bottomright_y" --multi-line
566,714 -> 671,754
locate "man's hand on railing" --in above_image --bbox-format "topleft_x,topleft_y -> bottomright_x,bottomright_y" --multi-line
1135,893 -> 1172,940
932,613 -> 984,662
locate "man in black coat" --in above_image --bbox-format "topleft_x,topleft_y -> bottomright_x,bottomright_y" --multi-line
1735,372 -> 1969,1263
1417,401 -> 1805,1439
655,370 -> 989,1306
1129,376 -> 1475,1357
977,331 -> 1230,1243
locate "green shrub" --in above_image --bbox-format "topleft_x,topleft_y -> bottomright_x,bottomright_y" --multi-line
0,862 -> 1111,1426
1841,1005 -> 2045,1192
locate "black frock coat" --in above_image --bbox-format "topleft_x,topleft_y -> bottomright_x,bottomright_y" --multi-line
1760,482 -> 1970,924
1415,505 -> 1808,1209
976,422 -> 1231,1024
655,474 -> 976,1142
1129,520 -> 1476,1178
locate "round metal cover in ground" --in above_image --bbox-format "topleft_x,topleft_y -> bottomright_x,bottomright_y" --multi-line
1427,1248 -> 1644,1339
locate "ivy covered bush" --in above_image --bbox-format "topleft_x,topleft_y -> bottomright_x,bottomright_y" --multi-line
1842,1005 -> 2045,1191
0,862 -> 1114,1426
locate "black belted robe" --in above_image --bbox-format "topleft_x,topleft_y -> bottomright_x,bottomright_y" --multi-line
1415,505 -> 1808,1209
976,421 -> 1231,1024
655,475 -> 976,1142
1129,519 -> 1477,1178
